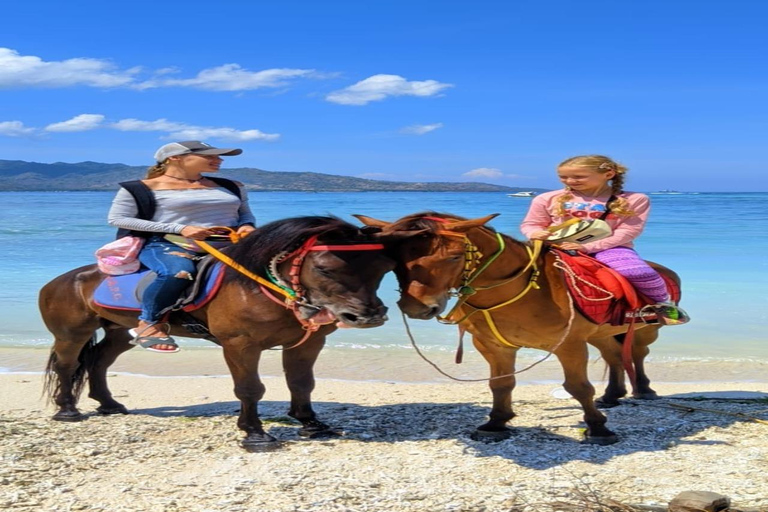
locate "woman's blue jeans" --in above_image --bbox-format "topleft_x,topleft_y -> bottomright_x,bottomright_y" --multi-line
137,236 -> 200,323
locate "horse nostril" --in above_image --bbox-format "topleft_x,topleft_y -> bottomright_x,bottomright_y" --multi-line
341,312 -> 359,323
427,305 -> 441,317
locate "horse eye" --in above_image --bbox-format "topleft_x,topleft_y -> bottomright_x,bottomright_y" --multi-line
314,266 -> 333,276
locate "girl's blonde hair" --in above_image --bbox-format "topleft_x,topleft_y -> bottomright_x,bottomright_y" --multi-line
146,160 -> 168,179
554,155 -> 634,216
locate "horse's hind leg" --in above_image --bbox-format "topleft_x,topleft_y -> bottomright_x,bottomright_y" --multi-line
629,327 -> 660,400
88,327 -> 135,415
46,330 -> 99,422
556,341 -> 618,445
282,335 -> 338,438
591,336 -> 628,407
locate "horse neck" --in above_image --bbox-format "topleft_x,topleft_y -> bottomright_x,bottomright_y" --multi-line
467,227 -> 539,287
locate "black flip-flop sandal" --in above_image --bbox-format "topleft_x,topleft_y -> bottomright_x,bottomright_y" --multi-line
129,326 -> 180,353
129,336 -> 180,353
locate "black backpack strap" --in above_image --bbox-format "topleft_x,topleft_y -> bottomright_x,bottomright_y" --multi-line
599,195 -> 618,221
207,176 -> 243,200
116,180 -> 156,239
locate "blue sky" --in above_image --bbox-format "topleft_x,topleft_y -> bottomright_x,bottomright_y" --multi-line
1,1 -> 766,192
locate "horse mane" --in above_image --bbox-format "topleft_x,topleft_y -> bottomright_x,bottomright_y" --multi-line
388,211 -> 527,249
224,215 -> 365,285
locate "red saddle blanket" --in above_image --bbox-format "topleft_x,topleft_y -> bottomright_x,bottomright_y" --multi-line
553,250 -> 681,325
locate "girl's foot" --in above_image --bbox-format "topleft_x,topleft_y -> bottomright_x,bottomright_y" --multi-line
653,302 -> 690,326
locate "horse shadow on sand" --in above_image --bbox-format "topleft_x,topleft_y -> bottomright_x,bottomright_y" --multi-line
121,389 -> 768,470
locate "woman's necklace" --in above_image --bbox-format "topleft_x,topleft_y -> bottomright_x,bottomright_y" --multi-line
165,174 -> 205,184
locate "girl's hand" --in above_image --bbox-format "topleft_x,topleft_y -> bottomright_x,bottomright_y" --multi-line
556,242 -> 587,252
528,230 -> 552,241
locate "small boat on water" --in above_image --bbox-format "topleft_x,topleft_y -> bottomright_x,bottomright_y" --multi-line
650,190 -> 684,195
507,191 -> 536,197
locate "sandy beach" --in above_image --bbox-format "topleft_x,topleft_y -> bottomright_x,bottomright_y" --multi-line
2,351 -> 767,512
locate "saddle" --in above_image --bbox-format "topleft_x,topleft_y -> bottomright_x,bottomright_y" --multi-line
93,257 -> 226,337
552,249 -> 681,326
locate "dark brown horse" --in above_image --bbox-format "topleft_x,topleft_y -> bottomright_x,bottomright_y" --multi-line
40,216 -> 394,451
357,212 -> 681,445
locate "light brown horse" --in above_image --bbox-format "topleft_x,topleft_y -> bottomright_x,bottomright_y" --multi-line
357,212 -> 681,445
40,216 -> 394,451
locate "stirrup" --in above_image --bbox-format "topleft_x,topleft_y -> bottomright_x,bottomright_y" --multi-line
650,302 -> 690,326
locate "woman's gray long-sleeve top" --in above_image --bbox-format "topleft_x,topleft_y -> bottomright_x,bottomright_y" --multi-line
107,186 -> 256,234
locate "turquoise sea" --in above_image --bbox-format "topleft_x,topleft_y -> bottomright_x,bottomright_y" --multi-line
1,190 -> 767,378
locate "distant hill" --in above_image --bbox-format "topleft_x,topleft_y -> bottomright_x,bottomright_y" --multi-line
0,159 -> 543,193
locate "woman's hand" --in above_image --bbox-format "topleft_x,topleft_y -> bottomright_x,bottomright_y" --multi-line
236,225 -> 256,237
180,226 -> 222,240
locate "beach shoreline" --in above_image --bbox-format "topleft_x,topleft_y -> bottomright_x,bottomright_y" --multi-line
3,345 -> 768,385
2,372 -> 767,512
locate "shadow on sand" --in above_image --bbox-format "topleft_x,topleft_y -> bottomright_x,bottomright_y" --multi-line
119,389 -> 768,469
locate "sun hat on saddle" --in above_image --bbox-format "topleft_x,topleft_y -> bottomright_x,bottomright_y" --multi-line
546,218 -> 612,244
153,141 -> 243,162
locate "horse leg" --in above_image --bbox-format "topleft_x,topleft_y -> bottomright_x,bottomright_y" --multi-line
590,336 -> 628,408
555,341 -> 618,445
221,342 -> 280,452
46,331 -> 98,422
88,328 -> 135,415
282,335 -> 339,438
471,339 -> 519,441
630,327 -> 660,400
40,272 -> 103,422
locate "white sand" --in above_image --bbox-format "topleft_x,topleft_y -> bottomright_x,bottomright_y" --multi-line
2,372 -> 767,511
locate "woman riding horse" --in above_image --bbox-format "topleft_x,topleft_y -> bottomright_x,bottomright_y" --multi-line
40,216 -> 394,451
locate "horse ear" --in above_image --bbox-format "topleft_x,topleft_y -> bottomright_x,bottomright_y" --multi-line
353,214 -> 390,228
444,214 -> 500,232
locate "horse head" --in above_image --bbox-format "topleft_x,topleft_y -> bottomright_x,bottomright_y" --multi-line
355,212 -> 498,320
228,216 -> 395,328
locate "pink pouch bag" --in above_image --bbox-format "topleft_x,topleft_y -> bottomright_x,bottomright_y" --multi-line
95,237 -> 145,275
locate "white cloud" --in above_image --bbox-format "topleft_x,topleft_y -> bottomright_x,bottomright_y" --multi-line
0,121 -> 35,137
45,114 -> 105,132
0,47 -> 138,88
326,74 -> 453,105
111,118 -> 279,141
463,168 -> 504,179
0,48 -> 320,92
400,123 -> 444,135
137,64 -> 316,91
167,127 -> 279,142
111,118 -> 186,132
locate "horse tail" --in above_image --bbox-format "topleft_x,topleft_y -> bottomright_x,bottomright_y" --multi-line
43,332 -> 100,404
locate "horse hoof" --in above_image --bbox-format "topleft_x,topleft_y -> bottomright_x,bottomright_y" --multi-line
298,427 -> 343,439
582,434 -> 619,446
633,392 -> 659,400
595,398 -> 622,409
52,410 -> 86,422
97,404 -> 129,415
471,428 -> 512,442
241,434 -> 282,453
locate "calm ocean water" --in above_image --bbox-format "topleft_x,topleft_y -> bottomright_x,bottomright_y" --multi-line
1,190 -> 766,371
